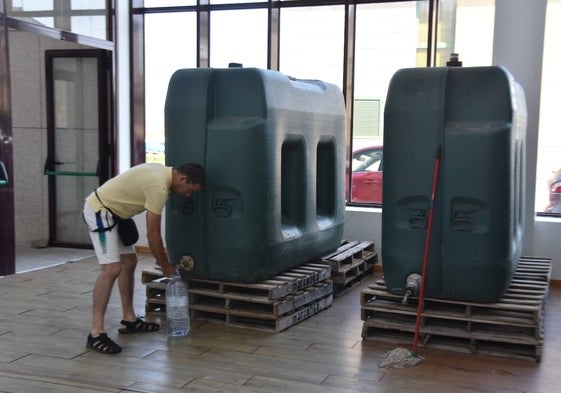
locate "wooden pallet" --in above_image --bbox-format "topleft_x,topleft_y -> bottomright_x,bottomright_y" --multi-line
360,256 -> 552,362
142,261 -> 333,331
142,261 -> 331,301
314,240 -> 378,296
192,294 -> 333,332
190,262 -> 332,300
190,280 -> 333,319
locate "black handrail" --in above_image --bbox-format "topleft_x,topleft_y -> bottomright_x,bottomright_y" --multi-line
43,157 -> 98,177
0,161 -> 8,185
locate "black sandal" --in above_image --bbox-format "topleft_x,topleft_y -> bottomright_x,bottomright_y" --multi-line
87,333 -> 122,354
118,318 -> 160,334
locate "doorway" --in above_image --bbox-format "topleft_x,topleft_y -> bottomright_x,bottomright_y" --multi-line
44,49 -> 113,248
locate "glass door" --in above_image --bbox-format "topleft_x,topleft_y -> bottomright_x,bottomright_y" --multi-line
44,49 -> 113,247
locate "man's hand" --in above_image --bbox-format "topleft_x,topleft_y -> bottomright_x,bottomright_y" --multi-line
146,211 -> 176,277
158,261 -> 177,277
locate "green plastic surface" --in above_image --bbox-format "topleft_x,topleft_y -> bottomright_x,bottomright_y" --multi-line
382,66 -> 526,302
165,68 -> 346,283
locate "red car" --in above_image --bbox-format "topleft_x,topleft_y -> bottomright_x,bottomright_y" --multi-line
545,167 -> 561,213
347,145 -> 383,204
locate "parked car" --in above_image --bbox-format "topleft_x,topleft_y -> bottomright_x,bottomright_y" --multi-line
545,167 -> 561,213
347,145 -> 383,204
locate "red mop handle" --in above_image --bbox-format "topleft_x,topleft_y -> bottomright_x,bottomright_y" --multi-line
413,146 -> 442,352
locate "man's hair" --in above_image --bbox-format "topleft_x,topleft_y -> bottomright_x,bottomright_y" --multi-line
174,163 -> 206,186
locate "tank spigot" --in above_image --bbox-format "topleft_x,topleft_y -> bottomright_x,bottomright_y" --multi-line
179,255 -> 195,270
402,273 -> 422,305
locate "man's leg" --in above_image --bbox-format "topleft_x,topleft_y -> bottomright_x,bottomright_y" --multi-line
118,252 -> 138,323
117,252 -> 160,333
86,260 -> 123,354
91,261 -> 121,336
83,203 -> 124,353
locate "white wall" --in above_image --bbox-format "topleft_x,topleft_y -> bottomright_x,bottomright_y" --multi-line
493,0 -> 547,255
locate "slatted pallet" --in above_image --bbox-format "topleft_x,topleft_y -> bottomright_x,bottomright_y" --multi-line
188,262 -> 332,300
314,240 -> 378,296
142,261 -> 333,331
360,256 -> 552,362
142,261 -> 331,301
192,294 -> 333,332
189,280 -> 333,318
190,283 -> 333,332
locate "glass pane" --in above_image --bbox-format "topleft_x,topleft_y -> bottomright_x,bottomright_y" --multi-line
211,0 -> 263,3
143,0 -> 196,6
537,0 -> 561,214
71,0 -> 106,9
351,2 -> 428,204
72,15 -> 107,39
436,0 -> 495,66
53,57 -> 99,175
35,17 -> 55,28
10,0 -> 53,11
145,12 -> 197,164
210,9 -> 268,69
279,5 -> 344,89
7,0 -> 108,41
52,57 -> 100,244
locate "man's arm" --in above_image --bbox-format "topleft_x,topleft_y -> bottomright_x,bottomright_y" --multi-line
146,210 -> 176,277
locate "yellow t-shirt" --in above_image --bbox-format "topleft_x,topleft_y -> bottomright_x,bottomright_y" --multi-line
85,163 -> 172,218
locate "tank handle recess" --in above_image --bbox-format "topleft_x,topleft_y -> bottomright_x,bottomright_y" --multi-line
409,209 -> 427,229
451,210 -> 474,231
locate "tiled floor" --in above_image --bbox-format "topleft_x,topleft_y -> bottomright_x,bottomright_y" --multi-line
15,244 -> 95,273
1,253 -> 560,392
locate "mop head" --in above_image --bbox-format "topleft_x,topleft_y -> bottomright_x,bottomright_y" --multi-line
378,347 -> 424,368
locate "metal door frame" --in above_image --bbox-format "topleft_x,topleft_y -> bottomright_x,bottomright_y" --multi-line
45,49 -> 113,248
0,1 -> 15,275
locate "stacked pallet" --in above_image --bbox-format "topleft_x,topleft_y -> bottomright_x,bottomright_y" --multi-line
314,240 -> 378,296
142,262 -> 333,332
361,256 -> 552,362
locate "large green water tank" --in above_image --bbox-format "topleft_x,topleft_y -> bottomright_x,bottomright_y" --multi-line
382,66 -> 526,302
164,68 -> 346,283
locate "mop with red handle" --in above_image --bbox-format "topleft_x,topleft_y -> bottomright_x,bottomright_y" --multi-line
379,146 -> 442,368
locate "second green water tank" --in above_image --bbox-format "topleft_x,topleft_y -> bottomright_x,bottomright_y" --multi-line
382,66 -> 527,302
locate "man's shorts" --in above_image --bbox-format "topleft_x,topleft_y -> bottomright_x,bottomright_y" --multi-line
83,202 -> 135,264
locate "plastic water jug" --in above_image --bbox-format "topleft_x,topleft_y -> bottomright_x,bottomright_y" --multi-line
166,273 -> 190,336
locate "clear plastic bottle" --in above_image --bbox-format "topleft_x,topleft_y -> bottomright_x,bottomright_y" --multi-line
166,272 -> 190,336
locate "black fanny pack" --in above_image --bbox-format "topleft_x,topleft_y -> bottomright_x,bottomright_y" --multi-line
94,190 -> 139,246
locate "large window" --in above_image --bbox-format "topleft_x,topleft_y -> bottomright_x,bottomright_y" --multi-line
448,0 -> 495,67
144,12 -> 197,164
7,0 -> 110,41
349,0 -> 494,204
210,9 -> 268,69
537,0 -> 561,215
279,5 -> 345,89
353,2 -> 425,152
136,0 -> 497,206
